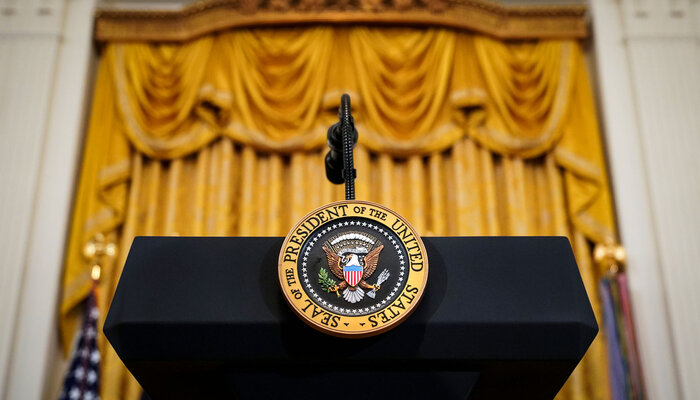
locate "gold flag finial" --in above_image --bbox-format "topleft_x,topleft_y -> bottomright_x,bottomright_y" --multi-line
593,239 -> 626,274
83,233 -> 117,282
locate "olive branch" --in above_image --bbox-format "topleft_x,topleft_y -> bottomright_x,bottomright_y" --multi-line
318,268 -> 336,292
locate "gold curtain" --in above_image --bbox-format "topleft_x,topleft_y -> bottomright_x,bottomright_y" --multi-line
61,27 -> 615,400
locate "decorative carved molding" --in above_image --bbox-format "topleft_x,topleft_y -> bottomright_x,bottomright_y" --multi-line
94,0 -> 588,42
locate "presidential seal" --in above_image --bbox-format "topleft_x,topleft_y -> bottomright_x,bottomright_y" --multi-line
278,200 -> 428,337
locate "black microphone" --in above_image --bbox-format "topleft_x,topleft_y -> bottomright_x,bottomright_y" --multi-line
325,94 -> 358,185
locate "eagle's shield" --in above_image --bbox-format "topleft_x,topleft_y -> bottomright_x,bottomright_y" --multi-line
343,264 -> 362,287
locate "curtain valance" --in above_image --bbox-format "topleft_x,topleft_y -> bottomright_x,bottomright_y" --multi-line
103,27 -> 613,242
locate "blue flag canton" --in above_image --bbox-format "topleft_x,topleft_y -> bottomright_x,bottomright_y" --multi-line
59,292 -> 101,400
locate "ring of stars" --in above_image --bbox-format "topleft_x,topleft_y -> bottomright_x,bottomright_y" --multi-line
300,219 -> 408,317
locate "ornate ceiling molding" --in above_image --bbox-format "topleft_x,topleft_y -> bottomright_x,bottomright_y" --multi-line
94,0 -> 587,42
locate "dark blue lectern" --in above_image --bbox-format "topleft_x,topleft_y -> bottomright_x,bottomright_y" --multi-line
104,236 -> 597,399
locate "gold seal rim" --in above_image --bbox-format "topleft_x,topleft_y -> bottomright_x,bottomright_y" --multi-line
278,200 -> 429,338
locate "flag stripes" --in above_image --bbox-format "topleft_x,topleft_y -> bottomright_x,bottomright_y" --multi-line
344,265 -> 362,287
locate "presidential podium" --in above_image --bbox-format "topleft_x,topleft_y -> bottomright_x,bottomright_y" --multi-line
104,236 -> 597,399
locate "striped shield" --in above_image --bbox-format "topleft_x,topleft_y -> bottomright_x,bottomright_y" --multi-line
344,264 -> 363,287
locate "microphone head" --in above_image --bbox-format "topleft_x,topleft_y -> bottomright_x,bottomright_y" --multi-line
324,97 -> 358,185
325,151 -> 345,184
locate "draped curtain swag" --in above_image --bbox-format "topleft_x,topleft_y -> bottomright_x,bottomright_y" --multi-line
62,27 -> 616,400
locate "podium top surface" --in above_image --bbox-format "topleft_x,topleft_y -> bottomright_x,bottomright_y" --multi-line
105,236 -> 597,399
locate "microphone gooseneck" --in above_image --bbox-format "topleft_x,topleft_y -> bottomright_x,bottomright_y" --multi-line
340,94 -> 356,200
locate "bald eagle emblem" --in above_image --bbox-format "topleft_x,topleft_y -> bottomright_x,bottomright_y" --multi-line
321,232 -> 389,303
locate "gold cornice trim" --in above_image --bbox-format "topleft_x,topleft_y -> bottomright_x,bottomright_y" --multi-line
95,0 -> 587,42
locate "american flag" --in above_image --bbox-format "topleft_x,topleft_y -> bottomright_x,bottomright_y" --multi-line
59,291 -> 100,400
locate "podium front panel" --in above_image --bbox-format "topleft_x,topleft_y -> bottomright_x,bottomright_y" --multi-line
105,236 -> 597,399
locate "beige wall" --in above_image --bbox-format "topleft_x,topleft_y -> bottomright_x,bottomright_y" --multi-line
590,0 -> 700,399
0,0 -> 96,398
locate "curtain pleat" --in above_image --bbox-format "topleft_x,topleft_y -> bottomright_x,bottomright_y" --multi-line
95,137 -> 610,244
238,147 -> 256,235
407,156 -> 426,234
104,138 -> 601,239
